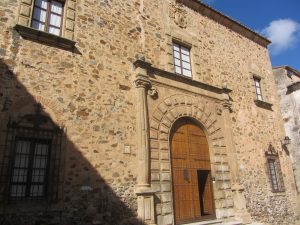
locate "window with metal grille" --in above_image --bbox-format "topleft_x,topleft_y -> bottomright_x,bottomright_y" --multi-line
268,159 -> 279,191
10,138 -> 51,199
265,144 -> 285,193
173,43 -> 192,77
0,103 -> 64,202
31,0 -> 64,36
254,77 -> 263,101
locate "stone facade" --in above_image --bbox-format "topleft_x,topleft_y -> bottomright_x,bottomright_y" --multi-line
0,0 -> 299,225
273,66 -> 300,214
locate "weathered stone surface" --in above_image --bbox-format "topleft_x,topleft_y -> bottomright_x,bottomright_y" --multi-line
0,0 -> 298,225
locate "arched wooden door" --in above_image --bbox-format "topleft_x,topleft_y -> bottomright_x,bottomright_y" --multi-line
170,118 -> 215,224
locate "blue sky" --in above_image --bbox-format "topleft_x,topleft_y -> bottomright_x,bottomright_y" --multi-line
202,0 -> 300,71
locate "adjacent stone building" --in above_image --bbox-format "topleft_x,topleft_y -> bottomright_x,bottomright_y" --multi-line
273,65 -> 300,210
0,0 -> 299,224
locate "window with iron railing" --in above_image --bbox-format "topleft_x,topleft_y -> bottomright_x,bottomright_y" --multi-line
0,103 -> 64,202
10,138 -> 51,199
265,144 -> 285,192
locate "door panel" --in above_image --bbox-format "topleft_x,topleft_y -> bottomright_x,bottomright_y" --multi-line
171,119 -> 215,224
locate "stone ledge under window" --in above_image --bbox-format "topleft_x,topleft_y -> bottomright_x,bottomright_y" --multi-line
254,99 -> 273,110
287,81 -> 300,94
15,25 -> 76,51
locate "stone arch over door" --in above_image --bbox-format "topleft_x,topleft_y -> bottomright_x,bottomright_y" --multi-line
149,94 -> 234,225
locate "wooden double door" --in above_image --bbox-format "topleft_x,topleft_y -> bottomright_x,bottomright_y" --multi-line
171,119 -> 215,224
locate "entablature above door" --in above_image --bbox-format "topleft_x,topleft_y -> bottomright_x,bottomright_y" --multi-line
134,60 -> 232,101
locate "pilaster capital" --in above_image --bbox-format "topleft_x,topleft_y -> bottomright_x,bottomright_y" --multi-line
134,75 -> 152,89
222,99 -> 232,112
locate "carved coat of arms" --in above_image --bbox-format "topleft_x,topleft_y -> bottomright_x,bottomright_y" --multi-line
169,3 -> 189,28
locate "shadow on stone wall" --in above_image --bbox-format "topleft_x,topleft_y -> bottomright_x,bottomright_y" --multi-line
0,59 -> 145,225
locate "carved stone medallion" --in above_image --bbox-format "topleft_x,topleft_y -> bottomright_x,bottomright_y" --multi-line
169,3 -> 189,28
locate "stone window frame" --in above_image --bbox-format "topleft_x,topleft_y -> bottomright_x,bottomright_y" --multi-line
172,41 -> 193,78
251,74 -> 273,110
166,31 -> 200,80
0,104 -> 65,203
16,0 -> 77,50
253,76 -> 263,101
9,137 -> 52,200
265,146 -> 285,193
31,0 -> 65,36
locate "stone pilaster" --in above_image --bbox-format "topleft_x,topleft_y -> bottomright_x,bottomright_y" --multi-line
221,92 -> 252,223
134,66 -> 156,225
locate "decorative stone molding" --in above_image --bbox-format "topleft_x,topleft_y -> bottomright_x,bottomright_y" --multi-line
137,190 -> 156,225
169,3 -> 189,29
222,99 -> 232,112
220,93 -> 252,223
148,87 -> 158,99
134,60 -> 232,98
254,99 -> 273,111
149,94 -> 236,222
15,25 -> 76,50
135,76 -> 151,89
10,95 -> 65,127
134,67 -> 157,225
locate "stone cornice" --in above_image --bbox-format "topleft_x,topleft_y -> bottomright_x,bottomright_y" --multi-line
176,0 -> 271,48
273,66 -> 300,78
254,99 -> 273,111
287,81 -> 300,94
134,60 -> 232,96
15,25 -> 77,52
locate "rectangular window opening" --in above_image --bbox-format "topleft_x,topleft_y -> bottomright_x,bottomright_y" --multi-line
31,0 -> 64,36
173,43 -> 192,78
254,77 -> 263,101
9,138 -> 51,200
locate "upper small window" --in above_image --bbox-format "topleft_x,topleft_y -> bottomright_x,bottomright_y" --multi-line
31,0 -> 64,36
254,77 -> 263,101
173,43 -> 192,77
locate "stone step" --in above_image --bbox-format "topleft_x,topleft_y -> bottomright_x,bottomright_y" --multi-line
181,219 -> 264,225
181,219 -> 223,225
181,219 -> 242,225
247,223 -> 264,225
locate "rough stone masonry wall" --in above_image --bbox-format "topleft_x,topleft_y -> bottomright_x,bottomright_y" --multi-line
0,0 -> 148,224
154,2 -> 299,224
0,0 -> 299,225
274,68 -> 300,202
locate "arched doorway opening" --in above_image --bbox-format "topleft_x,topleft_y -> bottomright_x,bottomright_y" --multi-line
170,117 -> 215,224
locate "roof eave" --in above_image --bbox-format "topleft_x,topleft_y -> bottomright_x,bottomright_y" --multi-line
177,0 -> 271,48
273,66 -> 300,78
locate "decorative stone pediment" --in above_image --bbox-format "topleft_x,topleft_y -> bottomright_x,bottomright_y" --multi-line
265,144 -> 278,156
169,3 -> 189,28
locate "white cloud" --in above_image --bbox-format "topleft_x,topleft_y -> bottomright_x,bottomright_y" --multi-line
261,19 -> 300,55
